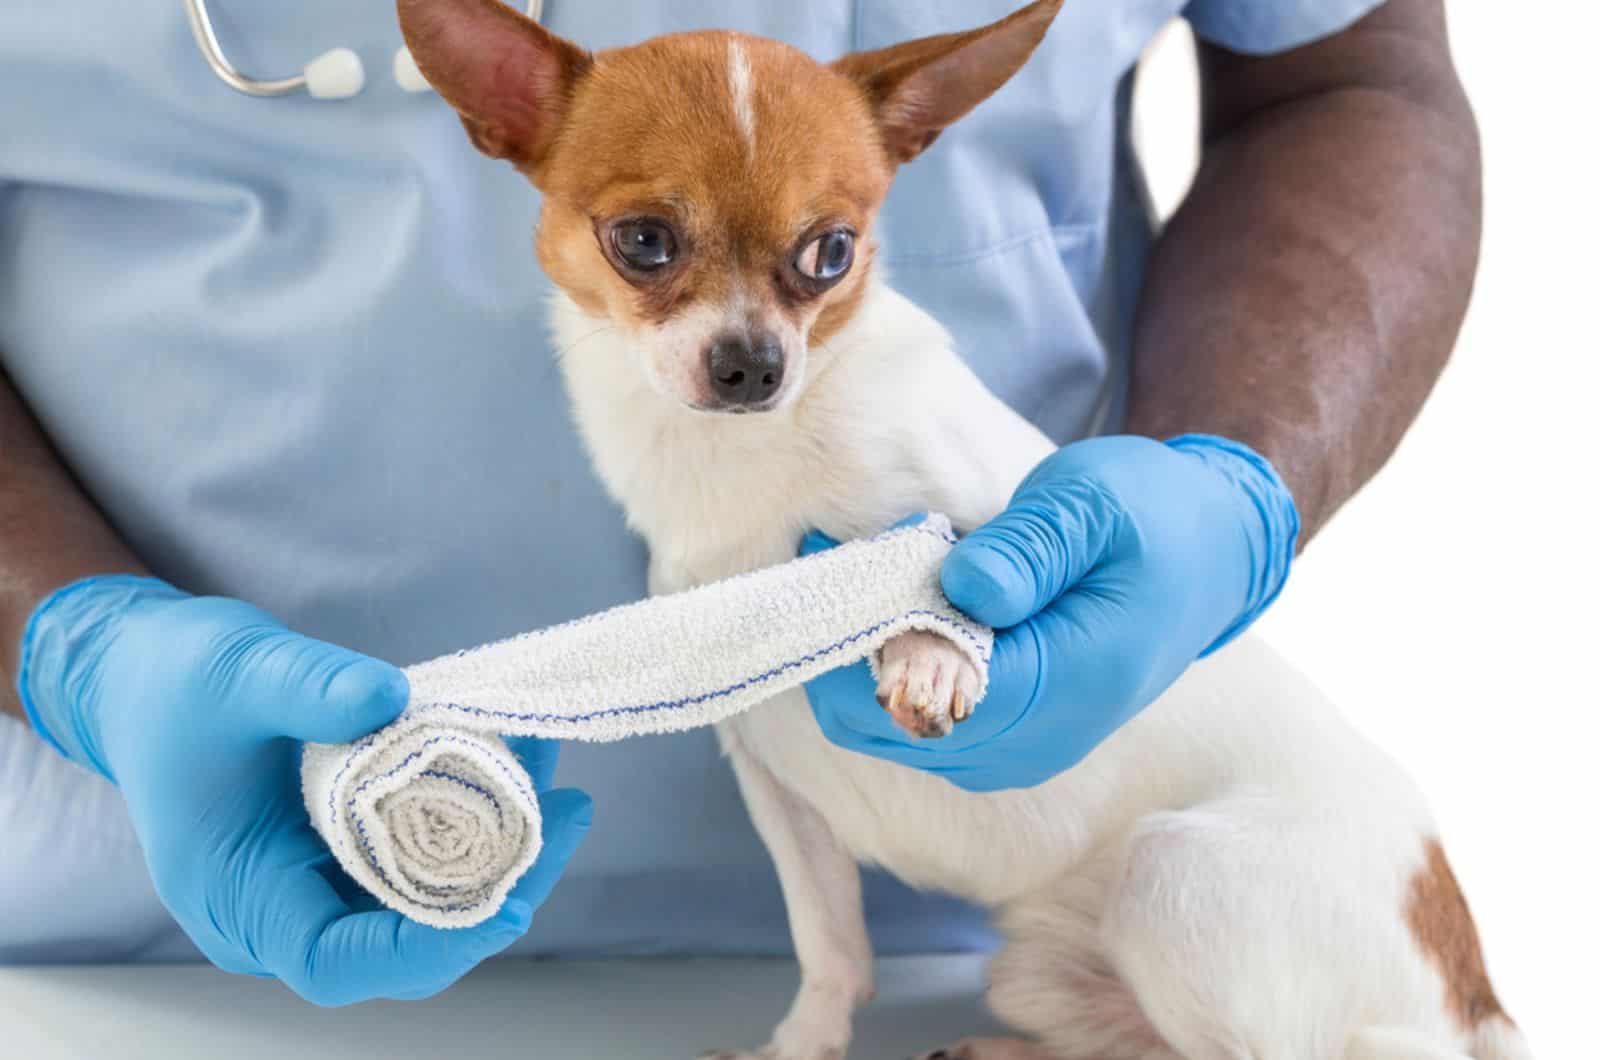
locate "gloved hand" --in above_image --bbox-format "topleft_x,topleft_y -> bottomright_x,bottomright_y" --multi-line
17,575 -> 591,1005
802,434 -> 1299,792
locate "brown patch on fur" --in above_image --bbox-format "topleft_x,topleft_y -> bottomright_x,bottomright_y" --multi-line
408,0 -> 1064,385
1405,838 -> 1509,1030
534,32 -> 892,342
810,247 -> 876,349
534,201 -> 607,317
398,0 -> 592,169
832,0 -> 1063,165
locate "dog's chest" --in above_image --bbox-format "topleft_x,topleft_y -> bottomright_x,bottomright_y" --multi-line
721,688 -> 1086,904
627,428 -> 1086,903
553,286 -> 1086,896
610,404 -> 959,589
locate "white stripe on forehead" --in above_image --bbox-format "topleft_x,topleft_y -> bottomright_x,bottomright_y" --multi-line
728,39 -> 757,155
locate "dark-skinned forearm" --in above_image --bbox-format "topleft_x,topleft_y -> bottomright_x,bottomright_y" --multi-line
0,364 -> 146,719
1124,0 -> 1481,542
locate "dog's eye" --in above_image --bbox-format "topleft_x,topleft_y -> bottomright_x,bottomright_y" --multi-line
611,220 -> 678,271
795,230 -> 855,286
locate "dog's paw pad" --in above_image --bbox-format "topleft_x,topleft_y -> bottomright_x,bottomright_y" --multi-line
876,631 -> 979,739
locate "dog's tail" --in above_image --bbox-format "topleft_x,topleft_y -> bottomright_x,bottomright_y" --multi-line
1343,1020 -> 1533,1060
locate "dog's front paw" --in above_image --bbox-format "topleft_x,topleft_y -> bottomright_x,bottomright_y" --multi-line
875,630 -> 980,739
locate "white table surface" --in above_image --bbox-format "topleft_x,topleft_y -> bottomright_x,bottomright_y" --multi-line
2,954 -> 1002,1059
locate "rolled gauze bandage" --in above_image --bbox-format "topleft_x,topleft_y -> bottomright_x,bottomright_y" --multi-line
301,515 -> 991,929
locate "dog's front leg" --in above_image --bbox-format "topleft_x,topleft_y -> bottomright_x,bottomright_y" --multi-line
703,727 -> 873,1060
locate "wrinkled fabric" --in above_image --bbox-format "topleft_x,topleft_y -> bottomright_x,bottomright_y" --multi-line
0,0 -> 1379,962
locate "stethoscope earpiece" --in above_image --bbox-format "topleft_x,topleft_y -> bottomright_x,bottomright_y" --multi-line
306,48 -> 366,100
393,47 -> 430,94
185,0 -> 544,101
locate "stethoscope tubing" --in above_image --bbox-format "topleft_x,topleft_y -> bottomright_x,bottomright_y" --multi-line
185,0 -> 546,100
184,0 -> 307,97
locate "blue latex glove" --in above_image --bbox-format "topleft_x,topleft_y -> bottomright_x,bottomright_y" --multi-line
802,434 -> 1300,792
17,575 -> 591,1005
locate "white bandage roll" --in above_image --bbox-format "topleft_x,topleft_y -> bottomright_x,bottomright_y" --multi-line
302,726 -> 537,929
302,516 -> 990,929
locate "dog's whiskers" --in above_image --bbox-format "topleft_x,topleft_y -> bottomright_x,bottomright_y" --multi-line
552,324 -> 620,365
543,323 -> 620,383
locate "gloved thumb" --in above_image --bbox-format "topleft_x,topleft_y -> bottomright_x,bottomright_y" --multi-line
284,653 -> 410,745
942,484 -> 1117,629
209,614 -> 410,745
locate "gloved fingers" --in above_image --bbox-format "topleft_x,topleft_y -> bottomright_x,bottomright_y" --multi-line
911,594 -> 1164,794
942,481 -> 1119,629
208,622 -> 410,745
264,865 -> 532,1008
190,934 -> 268,979
1025,592 -> 1172,726
282,787 -> 586,998
503,736 -> 562,791
904,621 -> 1075,792
926,754 -> 1062,794
310,849 -> 389,914
802,613 -> 1143,793
805,659 -> 899,749
799,529 -> 842,556
808,660 -> 957,753
505,786 -> 594,909
804,646 -> 1038,757
306,907 -> 532,1007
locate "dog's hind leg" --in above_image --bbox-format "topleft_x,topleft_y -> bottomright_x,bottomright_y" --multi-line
981,847 -> 1179,1060
1099,791 -> 1474,1060
702,722 -> 873,1060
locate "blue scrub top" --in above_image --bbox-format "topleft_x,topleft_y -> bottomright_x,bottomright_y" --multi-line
0,0 -> 1380,963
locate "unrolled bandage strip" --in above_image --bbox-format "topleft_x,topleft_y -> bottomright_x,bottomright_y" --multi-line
301,516 -> 991,929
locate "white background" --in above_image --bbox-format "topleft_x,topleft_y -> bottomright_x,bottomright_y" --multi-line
1134,5 -> 1598,1055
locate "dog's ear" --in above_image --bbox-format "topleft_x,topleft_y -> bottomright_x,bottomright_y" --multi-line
397,0 -> 592,170
832,0 -> 1063,166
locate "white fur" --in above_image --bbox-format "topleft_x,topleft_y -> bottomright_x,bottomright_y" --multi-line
638,300 -> 728,409
550,281 -> 1529,1060
728,39 -> 757,156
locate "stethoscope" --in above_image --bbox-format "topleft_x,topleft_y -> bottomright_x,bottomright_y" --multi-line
183,0 -> 546,100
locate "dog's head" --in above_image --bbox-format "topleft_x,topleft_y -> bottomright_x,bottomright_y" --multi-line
399,0 -> 1062,414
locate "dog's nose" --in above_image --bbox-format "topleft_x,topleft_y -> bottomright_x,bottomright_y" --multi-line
707,334 -> 784,407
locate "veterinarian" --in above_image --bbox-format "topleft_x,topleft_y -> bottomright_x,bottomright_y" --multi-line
0,0 -> 1477,1003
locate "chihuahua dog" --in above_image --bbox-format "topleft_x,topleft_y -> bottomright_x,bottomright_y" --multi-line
397,2 -> 1529,1058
